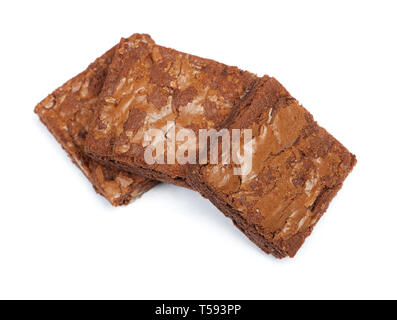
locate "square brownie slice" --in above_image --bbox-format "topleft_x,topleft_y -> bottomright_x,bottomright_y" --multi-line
35,47 -> 157,206
85,34 -> 257,187
187,76 -> 356,258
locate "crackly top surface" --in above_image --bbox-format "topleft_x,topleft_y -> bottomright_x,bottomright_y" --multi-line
35,47 -> 156,206
85,33 -> 257,183
191,77 -> 356,256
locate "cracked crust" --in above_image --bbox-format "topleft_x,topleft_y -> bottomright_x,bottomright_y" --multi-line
34,47 -> 158,206
187,77 -> 356,258
84,34 -> 257,187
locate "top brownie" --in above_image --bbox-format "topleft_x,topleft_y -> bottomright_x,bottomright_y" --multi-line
35,47 -> 157,206
85,34 -> 257,187
187,77 -> 356,258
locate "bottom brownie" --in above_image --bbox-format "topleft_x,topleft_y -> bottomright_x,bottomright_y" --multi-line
35,47 -> 158,206
187,76 -> 356,258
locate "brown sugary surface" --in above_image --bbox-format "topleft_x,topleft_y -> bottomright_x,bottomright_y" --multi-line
85,34 -> 257,186
188,77 -> 356,258
34,48 -> 157,206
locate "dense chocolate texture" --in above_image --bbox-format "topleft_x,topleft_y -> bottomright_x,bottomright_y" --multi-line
85,34 -> 257,187
35,48 -> 158,206
187,77 -> 356,258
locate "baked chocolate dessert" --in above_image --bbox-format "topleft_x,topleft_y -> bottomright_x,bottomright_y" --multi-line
85,34 -> 257,187
35,47 -> 157,206
187,77 -> 356,258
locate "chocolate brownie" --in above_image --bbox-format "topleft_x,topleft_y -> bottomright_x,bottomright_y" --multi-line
35,47 -> 158,206
85,34 -> 257,187
187,76 -> 356,258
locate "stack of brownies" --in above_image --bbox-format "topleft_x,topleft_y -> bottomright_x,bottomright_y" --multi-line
35,33 -> 356,258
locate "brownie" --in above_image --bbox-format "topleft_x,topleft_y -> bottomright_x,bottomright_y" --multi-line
85,34 -> 257,187
35,47 -> 158,206
187,76 -> 356,258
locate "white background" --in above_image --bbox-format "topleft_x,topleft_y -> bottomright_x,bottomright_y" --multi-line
0,0 -> 396,300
